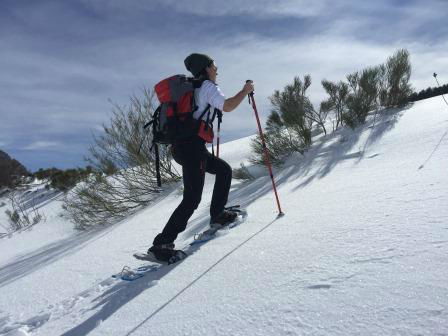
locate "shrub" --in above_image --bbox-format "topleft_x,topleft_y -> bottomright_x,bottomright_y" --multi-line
64,89 -> 180,230
343,67 -> 381,127
4,191 -> 45,232
379,49 -> 413,107
251,76 -> 314,165
232,163 -> 255,181
321,80 -> 349,129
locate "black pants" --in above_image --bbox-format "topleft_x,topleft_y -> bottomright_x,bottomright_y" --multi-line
153,137 -> 232,245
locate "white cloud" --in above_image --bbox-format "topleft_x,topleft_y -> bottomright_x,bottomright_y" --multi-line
22,141 -> 61,151
79,0 -> 328,19
156,0 -> 328,18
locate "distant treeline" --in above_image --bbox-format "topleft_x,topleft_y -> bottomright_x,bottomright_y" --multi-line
408,83 -> 448,102
34,166 -> 93,191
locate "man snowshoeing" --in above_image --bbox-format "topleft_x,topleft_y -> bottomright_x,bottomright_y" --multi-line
147,53 -> 254,262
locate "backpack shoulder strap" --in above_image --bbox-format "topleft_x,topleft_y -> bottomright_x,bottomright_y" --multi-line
210,107 -> 222,124
198,103 -> 211,120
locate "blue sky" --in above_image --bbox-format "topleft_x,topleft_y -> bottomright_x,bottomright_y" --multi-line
1,0 -> 447,172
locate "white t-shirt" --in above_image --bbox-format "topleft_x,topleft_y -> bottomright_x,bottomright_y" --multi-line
193,80 -> 225,121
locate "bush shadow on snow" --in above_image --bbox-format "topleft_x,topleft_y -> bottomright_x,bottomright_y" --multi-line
288,106 -> 408,192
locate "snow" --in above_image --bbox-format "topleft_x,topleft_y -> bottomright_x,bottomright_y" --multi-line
0,97 -> 447,335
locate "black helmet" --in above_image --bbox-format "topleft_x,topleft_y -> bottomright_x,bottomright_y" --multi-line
184,53 -> 214,77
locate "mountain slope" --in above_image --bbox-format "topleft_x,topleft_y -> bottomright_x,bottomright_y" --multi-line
1,98 -> 447,336
0,150 -> 28,187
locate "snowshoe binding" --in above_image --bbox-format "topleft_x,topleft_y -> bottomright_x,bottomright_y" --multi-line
134,243 -> 187,265
210,205 -> 242,229
192,205 -> 247,244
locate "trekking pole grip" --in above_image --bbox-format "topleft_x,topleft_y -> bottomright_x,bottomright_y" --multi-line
246,79 -> 254,103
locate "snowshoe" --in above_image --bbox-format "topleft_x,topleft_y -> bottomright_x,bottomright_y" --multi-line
210,205 -> 242,229
134,244 -> 187,265
192,205 -> 247,245
113,265 -> 158,281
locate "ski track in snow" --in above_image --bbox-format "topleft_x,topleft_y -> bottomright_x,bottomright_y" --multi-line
1,99 -> 448,335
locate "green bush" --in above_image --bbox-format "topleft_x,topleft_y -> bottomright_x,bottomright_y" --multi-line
379,49 -> 413,107
232,163 -> 255,181
321,80 -> 349,129
251,75 -> 314,165
344,67 -> 381,127
64,89 -> 180,230
321,48 -> 413,130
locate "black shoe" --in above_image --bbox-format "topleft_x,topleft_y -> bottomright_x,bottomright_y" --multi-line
147,243 -> 176,262
210,209 -> 238,229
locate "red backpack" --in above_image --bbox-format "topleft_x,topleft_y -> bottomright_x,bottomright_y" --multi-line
152,74 -> 219,144
140,74 -> 222,186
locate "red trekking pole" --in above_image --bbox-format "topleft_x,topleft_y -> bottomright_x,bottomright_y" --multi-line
247,81 -> 284,217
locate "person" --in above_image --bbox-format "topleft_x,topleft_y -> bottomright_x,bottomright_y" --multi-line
148,53 -> 254,262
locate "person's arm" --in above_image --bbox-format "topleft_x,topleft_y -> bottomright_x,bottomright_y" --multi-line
223,81 -> 254,112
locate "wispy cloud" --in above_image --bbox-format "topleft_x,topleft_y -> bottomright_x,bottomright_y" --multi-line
22,141 -> 61,151
149,0 -> 328,18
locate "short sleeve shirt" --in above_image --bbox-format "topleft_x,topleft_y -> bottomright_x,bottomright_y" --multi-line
193,80 -> 225,121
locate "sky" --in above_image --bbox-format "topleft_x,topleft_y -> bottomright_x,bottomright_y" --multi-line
1,0 -> 447,172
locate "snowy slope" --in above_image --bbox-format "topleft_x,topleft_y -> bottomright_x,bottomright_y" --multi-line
0,182 -> 73,264
0,98 -> 447,336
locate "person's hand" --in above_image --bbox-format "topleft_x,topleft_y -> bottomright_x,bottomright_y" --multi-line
243,81 -> 254,95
